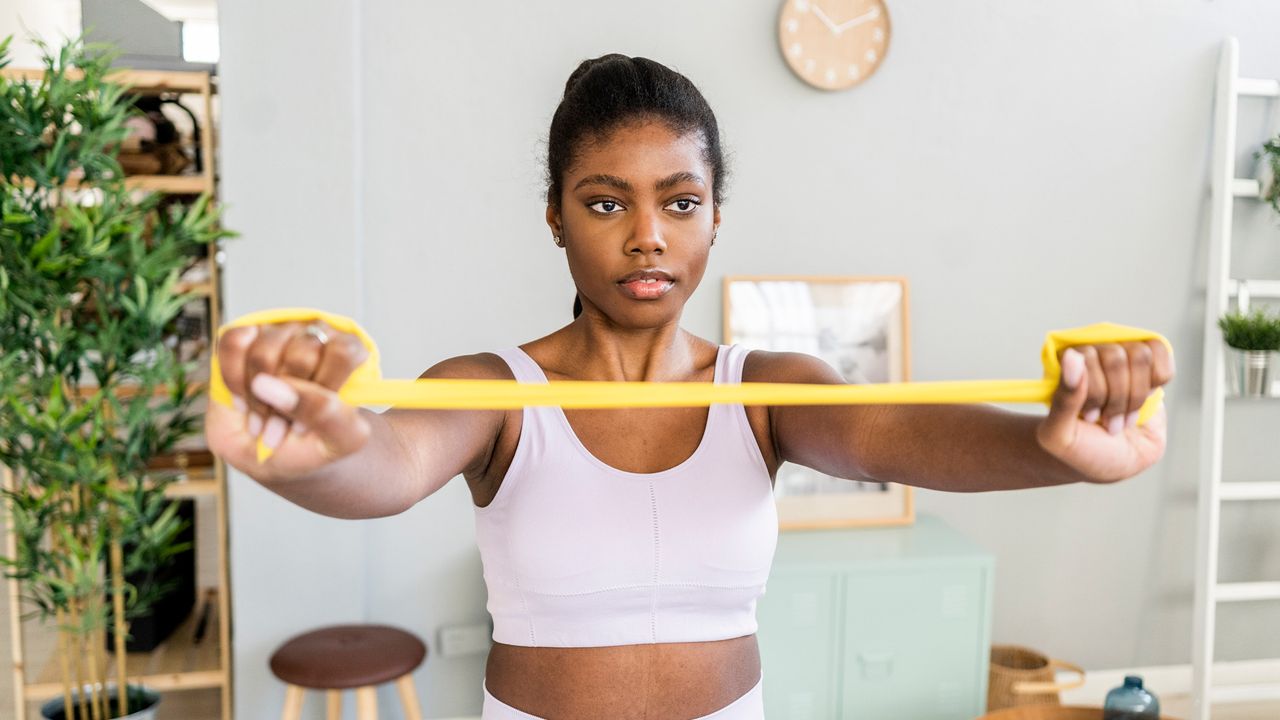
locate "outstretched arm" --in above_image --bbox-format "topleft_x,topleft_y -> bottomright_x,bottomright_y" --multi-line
756,340 -> 1174,492
207,321 -> 506,519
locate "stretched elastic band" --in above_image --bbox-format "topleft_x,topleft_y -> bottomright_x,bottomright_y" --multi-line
209,308 -> 1170,462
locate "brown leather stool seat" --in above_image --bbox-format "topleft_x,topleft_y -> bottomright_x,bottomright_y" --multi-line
269,624 -> 426,720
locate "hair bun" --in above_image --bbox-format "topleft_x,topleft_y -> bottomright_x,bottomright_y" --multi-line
562,53 -> 630,98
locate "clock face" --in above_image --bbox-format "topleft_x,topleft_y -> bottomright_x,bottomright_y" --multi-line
777,0 -> 892,91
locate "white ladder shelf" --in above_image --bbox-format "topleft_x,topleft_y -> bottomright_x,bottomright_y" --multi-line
1191,36 -> 1280,720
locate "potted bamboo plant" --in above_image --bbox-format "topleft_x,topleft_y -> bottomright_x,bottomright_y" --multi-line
0,36 -> 230,718
1219,307 -> 1280,397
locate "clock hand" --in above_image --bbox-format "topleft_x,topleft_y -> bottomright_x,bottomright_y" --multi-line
835,5 -> 880,33
810,4 -> 842,34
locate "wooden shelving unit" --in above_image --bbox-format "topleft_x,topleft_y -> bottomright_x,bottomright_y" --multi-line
1,68 -> 233,720
23,588 -> 225,702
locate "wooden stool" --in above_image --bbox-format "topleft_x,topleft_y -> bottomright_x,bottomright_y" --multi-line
269,624 -> 427,720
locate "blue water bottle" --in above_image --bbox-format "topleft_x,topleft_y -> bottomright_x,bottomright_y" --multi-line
1103,675 -> 1161,720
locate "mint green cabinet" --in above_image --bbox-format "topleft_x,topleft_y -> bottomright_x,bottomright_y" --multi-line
757,515 -> 994,719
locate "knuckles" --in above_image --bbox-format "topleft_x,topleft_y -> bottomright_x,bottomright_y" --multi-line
1098,344 -> 1128,371
1127,342 -> 1153,367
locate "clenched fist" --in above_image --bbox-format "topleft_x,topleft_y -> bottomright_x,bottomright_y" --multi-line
1037,340 -> 1175,483
205,320 -> 373,482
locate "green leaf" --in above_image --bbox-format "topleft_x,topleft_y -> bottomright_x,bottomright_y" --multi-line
28,227 -> 57,261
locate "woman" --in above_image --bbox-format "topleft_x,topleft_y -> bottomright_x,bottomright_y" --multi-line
206,55 -> 1173,720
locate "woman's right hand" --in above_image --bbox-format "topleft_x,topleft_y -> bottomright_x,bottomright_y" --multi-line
205,320 -> 373,482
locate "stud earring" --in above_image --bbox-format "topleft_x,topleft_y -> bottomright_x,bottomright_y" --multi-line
553,235 -> 564,247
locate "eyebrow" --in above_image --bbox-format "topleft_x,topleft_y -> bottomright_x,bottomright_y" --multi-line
574,171 -> 706,193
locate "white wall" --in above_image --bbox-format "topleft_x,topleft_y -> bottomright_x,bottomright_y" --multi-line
102,0 -> 1280,717
4,0 -> 79,67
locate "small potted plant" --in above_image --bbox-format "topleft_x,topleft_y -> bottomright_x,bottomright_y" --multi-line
0,36 -> 229,718
1258,135 -> 1280,214
1218,308 -> 1280,397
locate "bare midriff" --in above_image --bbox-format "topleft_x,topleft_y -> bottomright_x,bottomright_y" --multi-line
483,634 -> 761,720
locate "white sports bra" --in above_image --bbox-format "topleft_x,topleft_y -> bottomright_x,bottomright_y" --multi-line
473,344 -> 778,647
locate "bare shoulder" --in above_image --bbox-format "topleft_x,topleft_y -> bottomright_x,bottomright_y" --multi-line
741,349 -> 846,385
418,352 -> 515,381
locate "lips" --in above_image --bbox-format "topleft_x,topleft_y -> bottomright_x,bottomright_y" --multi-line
617,269 -> 675,300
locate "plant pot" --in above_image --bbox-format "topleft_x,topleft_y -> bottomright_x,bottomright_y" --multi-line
1224,347 -> 1276,397
105,499 -> 197,652
39,683 -> 159,720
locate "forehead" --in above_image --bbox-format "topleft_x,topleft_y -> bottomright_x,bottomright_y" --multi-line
568,120 -> 710,184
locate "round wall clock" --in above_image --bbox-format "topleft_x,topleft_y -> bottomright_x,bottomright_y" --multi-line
777,0 -> 892,91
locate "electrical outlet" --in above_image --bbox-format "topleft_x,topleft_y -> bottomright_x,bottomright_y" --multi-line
438,621 -> 493,658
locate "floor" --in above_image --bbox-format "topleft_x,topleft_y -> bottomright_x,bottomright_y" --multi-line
1159,695 -> 1279,719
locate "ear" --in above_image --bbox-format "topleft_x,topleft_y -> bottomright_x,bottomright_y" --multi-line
545,205 -> 562,237
712,205 -> 721,235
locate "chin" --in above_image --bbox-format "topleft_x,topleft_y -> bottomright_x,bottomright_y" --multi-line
604,299 -> 685,328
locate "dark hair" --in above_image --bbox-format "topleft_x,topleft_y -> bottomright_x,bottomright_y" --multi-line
547,55 -> 729,319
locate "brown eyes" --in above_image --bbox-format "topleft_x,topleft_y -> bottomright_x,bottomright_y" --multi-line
588,200 -> 622,214
586,198 -> 701,215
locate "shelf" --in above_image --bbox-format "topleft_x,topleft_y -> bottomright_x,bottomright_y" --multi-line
1215,582 -> 1280,603
1237,77 -> 1280,98
123,175 -> 211,194
70,382 -> 208,401
18,174 -> 212,195
1209,682 -> 1280,704
175,280 -> 215,298
0,67 -> 213,95
1231,178 -> 1262,198
1228,279 -> 1280,300
161,466 -> 220,499
23,588 -> 225,702
1219,482 -> 1280,501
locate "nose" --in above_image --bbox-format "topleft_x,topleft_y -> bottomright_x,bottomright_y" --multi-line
624,209 -> 666,256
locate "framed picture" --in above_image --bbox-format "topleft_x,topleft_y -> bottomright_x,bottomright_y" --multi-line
723,275 -> 915,531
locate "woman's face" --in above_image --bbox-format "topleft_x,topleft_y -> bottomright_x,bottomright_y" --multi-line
547,120 -> 720,330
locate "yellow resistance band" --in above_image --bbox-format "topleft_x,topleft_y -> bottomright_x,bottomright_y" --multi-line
209,308 -> 1169,462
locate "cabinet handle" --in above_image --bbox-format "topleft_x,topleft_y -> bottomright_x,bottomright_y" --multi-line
857,651 -> 895,679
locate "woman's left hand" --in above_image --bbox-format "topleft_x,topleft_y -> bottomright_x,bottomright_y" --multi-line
1035,340 -> 1175,483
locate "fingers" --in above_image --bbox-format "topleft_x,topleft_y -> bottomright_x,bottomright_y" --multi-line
243,322 -> 300,436
1067,339 -> 1176,435
249,373 -> 372,457
1040,347 -> 1090,452
1147,338 -> 1175,387
215,325 -> 258,401
1077,345 -> 1108,425
216,319 -> 363,446
1098,344 -> 1130,434
311,330 -> 370,390
1123,341 -> 1152,429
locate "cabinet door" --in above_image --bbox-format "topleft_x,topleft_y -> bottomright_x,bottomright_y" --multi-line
840,566 -> 988,719
756,572 -> 840,720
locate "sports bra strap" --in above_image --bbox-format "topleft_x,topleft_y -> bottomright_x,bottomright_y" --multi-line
723,343 -> 751,385
491,348 -> 549,384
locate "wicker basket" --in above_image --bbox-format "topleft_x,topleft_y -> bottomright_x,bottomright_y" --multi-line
977,705 -> 1182,720
987,645 -> 1086,711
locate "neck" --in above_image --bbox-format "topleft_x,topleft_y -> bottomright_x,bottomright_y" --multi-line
558,309 -> 697,382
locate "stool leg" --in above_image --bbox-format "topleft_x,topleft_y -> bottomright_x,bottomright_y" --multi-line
395,675 -> 424,720
355,686 -> 378,720
326,689 -> 342,720
281,685 -> 305,720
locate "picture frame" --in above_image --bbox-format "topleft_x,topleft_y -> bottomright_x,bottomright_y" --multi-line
722,275 -> 915,531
